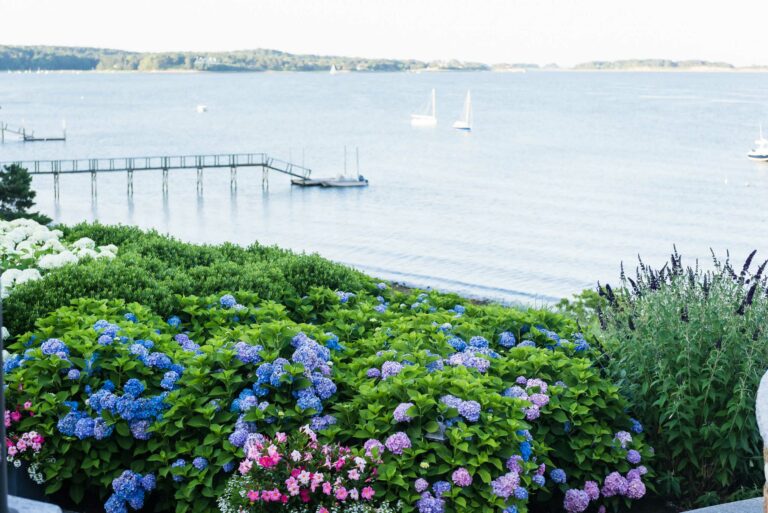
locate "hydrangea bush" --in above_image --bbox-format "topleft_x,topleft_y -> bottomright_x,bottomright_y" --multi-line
0,218 -> 117,296
6,286 -> 652,513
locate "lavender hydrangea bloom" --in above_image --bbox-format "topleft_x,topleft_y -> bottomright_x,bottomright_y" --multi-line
584,481 -> 600,500
627,449 -> 642,464
458,400 -> 481,422
192,457 -> 208,470
532,475 -> 546,487
416,492 -> 445,513
364,439 -> 384,458
233,342 -> 263,364
514,487 -> 528,500
525,405 -> 541,421
452,468 -> 472,487
630,418 -> 643,433
384,432 -> 411,454
601,472 -> 628,497
366,368 -> 381,378
626,479 -> 646,500
440,395 -> 462,409
393,402 -> 415,423
381,361 -> 403,379
506,455 -> 523,473
529,393 -> 549,408
503,386 -> 528,399
67,368 -> 80,380
615,431 -> 633,449
563,489 -> 590,513
415,478 -> 429,492
490,472 -> 520,499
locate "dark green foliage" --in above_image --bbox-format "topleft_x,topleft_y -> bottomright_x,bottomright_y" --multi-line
0,164 -> 50,223
598,249 -> 768,507
4,223 -> 373,335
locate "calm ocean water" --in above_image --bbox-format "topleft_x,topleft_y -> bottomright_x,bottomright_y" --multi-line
1,71 -> 767,303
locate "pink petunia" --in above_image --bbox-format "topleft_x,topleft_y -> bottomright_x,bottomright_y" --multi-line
361,486 -> 375,500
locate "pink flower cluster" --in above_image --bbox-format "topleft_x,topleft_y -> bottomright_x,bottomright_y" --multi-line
6,431 -> 44,457
233,425 -> 381,511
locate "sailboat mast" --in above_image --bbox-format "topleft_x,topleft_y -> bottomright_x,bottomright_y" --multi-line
356,147 -> 360,176
431,89 -> 436,119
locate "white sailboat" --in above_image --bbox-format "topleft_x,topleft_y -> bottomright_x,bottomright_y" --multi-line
330,65 -> 338,75
748,124 -> 768,162
452,90 -> 472,131
411,89 -> 437,127
321,147 -> 369,187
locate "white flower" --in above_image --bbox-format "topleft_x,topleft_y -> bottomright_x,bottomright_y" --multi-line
72,237 -> 96,250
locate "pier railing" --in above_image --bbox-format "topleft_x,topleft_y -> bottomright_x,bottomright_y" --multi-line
0,152 -> 312,198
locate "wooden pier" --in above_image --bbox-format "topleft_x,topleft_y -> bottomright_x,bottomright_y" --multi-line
0,122 -> 67,143
0,153 -> 312,198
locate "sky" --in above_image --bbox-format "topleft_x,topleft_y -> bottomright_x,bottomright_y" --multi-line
2,0 -> 767,66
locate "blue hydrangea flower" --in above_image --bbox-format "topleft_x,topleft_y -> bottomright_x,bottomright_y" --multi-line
192,457 -> 208,470
220,294 -> 237,308
41,338 -> 68,356
167,316 -> 181,328
67,368 -> 81,380
123,313 -> 138,323
550,468 -> 567,484
520,441 -> 532,461
123,379 -> 145,398
498,332 -> 516,348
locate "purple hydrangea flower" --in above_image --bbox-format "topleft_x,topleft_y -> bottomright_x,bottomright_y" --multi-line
627,449 -> 641,464
192,457 -> 208,470
490,472 -> 520,499
366,368 -> 381,378
67,368 -> 80,380
525,405 -> 541,421
458,400 -> 481,422
532,475 -> 546,486
452,468 -> 472,487
506,455 -> 523,473
384,432 -> 412,455
364,439 -> 384,458
440,395 -> 463,409
393,402 -> 415,423
529,393 -> 549,408
584,481 -> 600,500
381,361 -> 403,379
615,431 -> 632,449
416,492 -> 445,513
564,489 -> 590,513
626,479 -> 646,500
601,472 -> 628,497
415,478 -> 429,492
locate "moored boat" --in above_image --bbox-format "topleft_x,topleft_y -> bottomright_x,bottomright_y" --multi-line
411,89 -> 437,127
748,125 -> 768,162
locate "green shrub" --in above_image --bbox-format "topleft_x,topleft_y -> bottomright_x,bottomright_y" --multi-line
4,223 -> 373,335
598,250 -> 768,506
7,286 -> 652,513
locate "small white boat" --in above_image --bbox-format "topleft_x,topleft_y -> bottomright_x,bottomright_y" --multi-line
452,90 -> 472,131
196,105 -> 208,113
748,124 -> 768,161
321,147 -> 369,187
411,89 -> 437,127
330,65 -> 338,75
321,175 -> 369,187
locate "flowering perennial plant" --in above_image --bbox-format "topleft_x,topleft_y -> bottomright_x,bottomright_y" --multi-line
219,425 -> 381,512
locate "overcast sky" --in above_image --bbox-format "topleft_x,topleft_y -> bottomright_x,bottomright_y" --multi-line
2,0 -> 767,66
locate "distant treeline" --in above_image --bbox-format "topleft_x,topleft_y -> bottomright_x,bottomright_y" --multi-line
0,45 -> 492,72
573,59 -> 735,70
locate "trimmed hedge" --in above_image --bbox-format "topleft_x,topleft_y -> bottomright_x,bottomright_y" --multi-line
5,223 -> 373,336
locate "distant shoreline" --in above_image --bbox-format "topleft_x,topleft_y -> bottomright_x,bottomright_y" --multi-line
6,67 -> 768,75
3,45 -> 764,74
